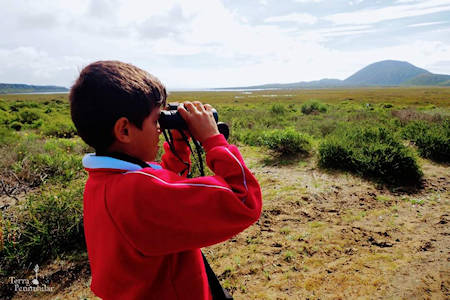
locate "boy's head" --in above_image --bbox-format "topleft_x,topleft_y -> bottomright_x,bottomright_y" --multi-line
70,60 -> 167,157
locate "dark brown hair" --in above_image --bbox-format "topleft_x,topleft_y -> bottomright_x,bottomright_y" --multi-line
69,60 -> 167,152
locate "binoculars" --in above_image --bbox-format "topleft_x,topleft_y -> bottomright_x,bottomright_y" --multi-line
159,103 -> 229,140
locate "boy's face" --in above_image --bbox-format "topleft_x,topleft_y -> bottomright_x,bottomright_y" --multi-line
129,106 -> 162,162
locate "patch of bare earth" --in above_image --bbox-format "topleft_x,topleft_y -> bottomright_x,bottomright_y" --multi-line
9,258 -> 96,300
8,146 -> 449,299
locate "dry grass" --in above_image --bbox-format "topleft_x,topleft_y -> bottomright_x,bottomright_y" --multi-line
391,108 -> 444,124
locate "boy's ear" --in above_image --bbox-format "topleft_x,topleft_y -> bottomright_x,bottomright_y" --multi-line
113,117 -> 132,143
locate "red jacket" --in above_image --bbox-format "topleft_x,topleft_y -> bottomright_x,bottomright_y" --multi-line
82,134 -> 262,299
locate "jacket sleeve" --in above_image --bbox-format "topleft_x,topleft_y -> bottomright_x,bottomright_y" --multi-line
106,134 -> 262,256
160,139 -> 191,177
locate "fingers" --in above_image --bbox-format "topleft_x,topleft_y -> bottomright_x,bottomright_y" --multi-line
203,103 -> 213,112
177,103 -> 189,120
178,101 -> 213,115
175,101 -> 219,143
193,101 -> 205,112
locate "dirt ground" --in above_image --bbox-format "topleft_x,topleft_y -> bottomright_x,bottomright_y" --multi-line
5,145 -> 450,300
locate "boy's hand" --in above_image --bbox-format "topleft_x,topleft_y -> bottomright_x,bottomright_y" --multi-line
178,101 -> 219,143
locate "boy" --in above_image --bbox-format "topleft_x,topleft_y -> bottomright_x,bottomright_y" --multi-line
69,61 -> 262,299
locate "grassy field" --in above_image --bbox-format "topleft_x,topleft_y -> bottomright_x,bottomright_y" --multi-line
0,87 -> 449,299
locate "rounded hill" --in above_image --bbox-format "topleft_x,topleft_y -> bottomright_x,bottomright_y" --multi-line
344,60 -> 430,86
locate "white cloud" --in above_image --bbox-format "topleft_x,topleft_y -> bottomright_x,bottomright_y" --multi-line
293,0 -> 323,3
264,13 -> 318,25
408,20 -> 448,26
348,0 -> 364,5
425,60 -> 450,74
293,25 -> 374,42
0,0 -> 449,88
0,47 -> 85,86
325,0 -> 450,25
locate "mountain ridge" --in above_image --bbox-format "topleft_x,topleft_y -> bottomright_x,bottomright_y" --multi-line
217,60 -> 450,90
0,83 -> 68,94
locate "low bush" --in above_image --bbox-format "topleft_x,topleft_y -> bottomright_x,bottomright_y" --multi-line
1,135 -> 86,189
270,103 -> 287,115
1,181 -> 85,275
317,119 -> 340,137
391,108 -> 443,124
401,120 -> 429,140
11,138 -> 84,186
0,110 -> 12,125
301,101 -> 327,115
239,128 -> 312,156
19,108 -> 41,124
9,121 -> 22,131
403,120 -> 450,162
8,101 -> 39,112
319,126 -> 422,185
40,117 -> 77,138
262,128 -> 312,155
0,127 -> 16,146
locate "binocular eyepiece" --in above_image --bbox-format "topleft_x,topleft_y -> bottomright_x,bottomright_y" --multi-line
159,103 -> 229,140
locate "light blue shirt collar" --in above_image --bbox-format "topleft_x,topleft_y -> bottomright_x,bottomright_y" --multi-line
82,153 -> 162,171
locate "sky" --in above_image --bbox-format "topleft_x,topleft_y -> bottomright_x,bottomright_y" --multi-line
1,0 -> 449,90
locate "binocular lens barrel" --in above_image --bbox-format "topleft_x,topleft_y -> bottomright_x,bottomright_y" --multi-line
159,104 -> 229,140
159,109 -> 218,130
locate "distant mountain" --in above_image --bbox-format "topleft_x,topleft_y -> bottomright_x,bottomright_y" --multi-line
223,79 -> 345,90
343,60 -> 430,86
0,83 -> 68,94
403,73 -> 450,86
217,60 -> 450,90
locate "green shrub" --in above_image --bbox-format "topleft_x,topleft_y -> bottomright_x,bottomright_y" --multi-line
287,104 -> 297,112
319,126 -> 422,185
0,127 -> 16,146
0,110 -> 12,125
9,121 -> 22,131
1,182 -> 85,274
8,101 -> 39,112
19,108 -> 41,124
29,119 -> 43,129
6,136 -> 85,187
415,132 -> 449,163
40,118 -> 77,138
13,138 -> 84,185
239,128 -> 312,155
317,119 -> 339,137
270,103 -> 286,114
301,101 -> 327,115
403,120 -> 449,162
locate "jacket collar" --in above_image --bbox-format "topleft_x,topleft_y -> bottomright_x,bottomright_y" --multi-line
82,153 -> 162,171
